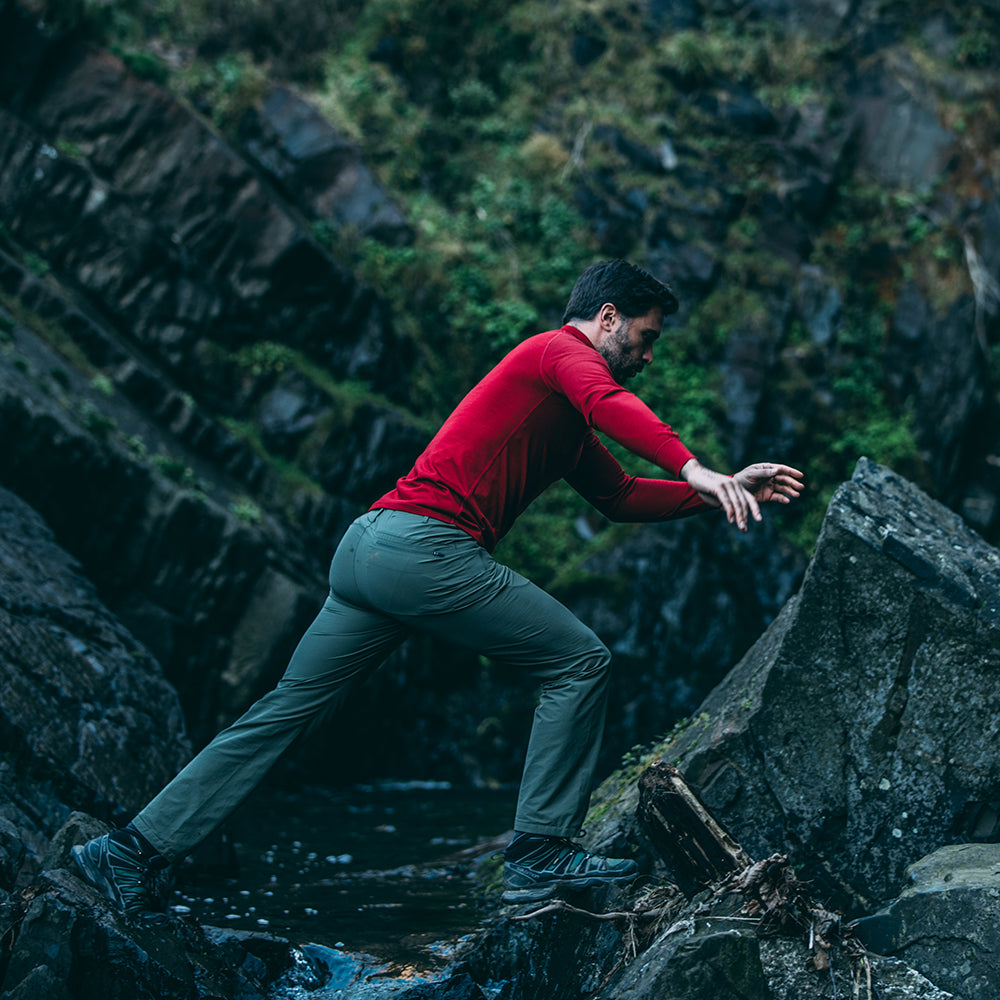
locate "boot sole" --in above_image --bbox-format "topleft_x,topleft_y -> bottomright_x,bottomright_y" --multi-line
501,870 -> 638,904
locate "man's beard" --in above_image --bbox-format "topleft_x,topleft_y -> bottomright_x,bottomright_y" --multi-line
599,319 -> 643,384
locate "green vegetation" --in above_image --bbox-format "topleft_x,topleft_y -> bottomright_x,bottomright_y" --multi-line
151,452 -> 204,492
113,47 -> 170,85
54,138 -> 84,159
78,400 -> 115,439
90,373 -> 115,397
230,496 -> 264,525
221,417 -> 325,507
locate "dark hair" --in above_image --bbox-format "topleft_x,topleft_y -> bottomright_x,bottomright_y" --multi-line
561,259 -> 679,324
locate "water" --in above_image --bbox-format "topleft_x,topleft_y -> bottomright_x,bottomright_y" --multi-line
170,779 -> 517,976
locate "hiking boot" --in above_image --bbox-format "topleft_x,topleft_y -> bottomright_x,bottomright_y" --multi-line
501,834 -> 639,903
71,827 -> 170,918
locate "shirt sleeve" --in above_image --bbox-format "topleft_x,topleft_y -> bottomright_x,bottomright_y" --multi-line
540,329 -> 696,475
565,432 -> 714,522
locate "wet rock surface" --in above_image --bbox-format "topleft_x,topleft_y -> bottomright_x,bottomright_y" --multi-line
0,486 -> 190,838
851,844 -> 1000,1000
659,458 -> 1000,910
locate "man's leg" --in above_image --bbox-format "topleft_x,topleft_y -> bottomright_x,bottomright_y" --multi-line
354,514 -> 637,902
350,512 -> 613,840
131,589 -> 407,859
415,579 -> 610,839
75,514 -> 408,913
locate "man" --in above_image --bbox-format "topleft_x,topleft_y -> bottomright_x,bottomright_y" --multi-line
74,259 -> 803,913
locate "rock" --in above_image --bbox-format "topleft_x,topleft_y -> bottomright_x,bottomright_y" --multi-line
398,974 -> 487,999
601,920 -> 768,999
719,290 -> 792,465
0,819 -> 25,892
37,812 -> 109,873
1,963 -> 74,1000
200,926 -> 298,987
851,64 -> 956,191
460,889 -> 632,1000
305,401 -> 429,504
732,0 -> 857,38
760,937 -> 954,1000
257,377 -> 322,457
885,283 -> 987,488
0,486 -> 190,833
795,265 -> 842,348
239,85 -> 413,247
0,4 -> 408,397
646,241 -> 719,299
851,843 -> 1000,1000
570,31 -> 608,68
656,458 -> 1000,908
693,85 -> 778,136
644,0 -> 702,32
1,861 -> 279,1000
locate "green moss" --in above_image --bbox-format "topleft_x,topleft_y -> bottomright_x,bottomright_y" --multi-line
90,373 -> 115,397
78,401 -> 116,440
477,851 -> 505,898
0,291 -> 96,377
151,453 -> 204,492
114,47 -> 170,85
230,496 -> 264,525
55,138 -> 85,160
221,417 -> 325,502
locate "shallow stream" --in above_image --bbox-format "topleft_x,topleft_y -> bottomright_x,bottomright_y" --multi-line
170,778 -> 517,977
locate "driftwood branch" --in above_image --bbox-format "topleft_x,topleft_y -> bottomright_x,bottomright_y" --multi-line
636,761 -> 752,894
509,899 -> 639,923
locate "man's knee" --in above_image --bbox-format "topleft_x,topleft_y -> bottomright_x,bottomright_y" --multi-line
569,632 -> 612,684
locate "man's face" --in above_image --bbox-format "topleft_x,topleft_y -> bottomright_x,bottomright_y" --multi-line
598,306 -> 663,384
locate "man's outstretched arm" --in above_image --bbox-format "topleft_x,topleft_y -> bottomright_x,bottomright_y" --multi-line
681,459 -> 805,532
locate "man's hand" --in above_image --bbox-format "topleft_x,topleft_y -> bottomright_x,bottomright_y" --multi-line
681,459 -> 804,532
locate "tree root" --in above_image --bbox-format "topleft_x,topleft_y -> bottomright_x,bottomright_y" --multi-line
506,856 -> 877,997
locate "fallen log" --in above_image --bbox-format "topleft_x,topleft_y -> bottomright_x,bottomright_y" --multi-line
636,760 -> 752,894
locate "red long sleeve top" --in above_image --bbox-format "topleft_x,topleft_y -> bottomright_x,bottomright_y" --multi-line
372,325 -> 712,551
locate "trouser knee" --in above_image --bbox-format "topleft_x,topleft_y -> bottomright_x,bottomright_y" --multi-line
558,636 -> 612,689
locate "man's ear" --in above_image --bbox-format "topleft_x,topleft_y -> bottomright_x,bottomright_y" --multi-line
600,302 -> 617,330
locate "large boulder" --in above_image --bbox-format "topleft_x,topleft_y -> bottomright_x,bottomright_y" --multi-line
0,486 -> 190,864
239,84 -> 414,247
641,458 -> 1000,909
852,843 -> 1000,1000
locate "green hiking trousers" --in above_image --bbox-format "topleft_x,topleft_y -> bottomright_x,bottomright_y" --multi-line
132,508 -> 612,858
